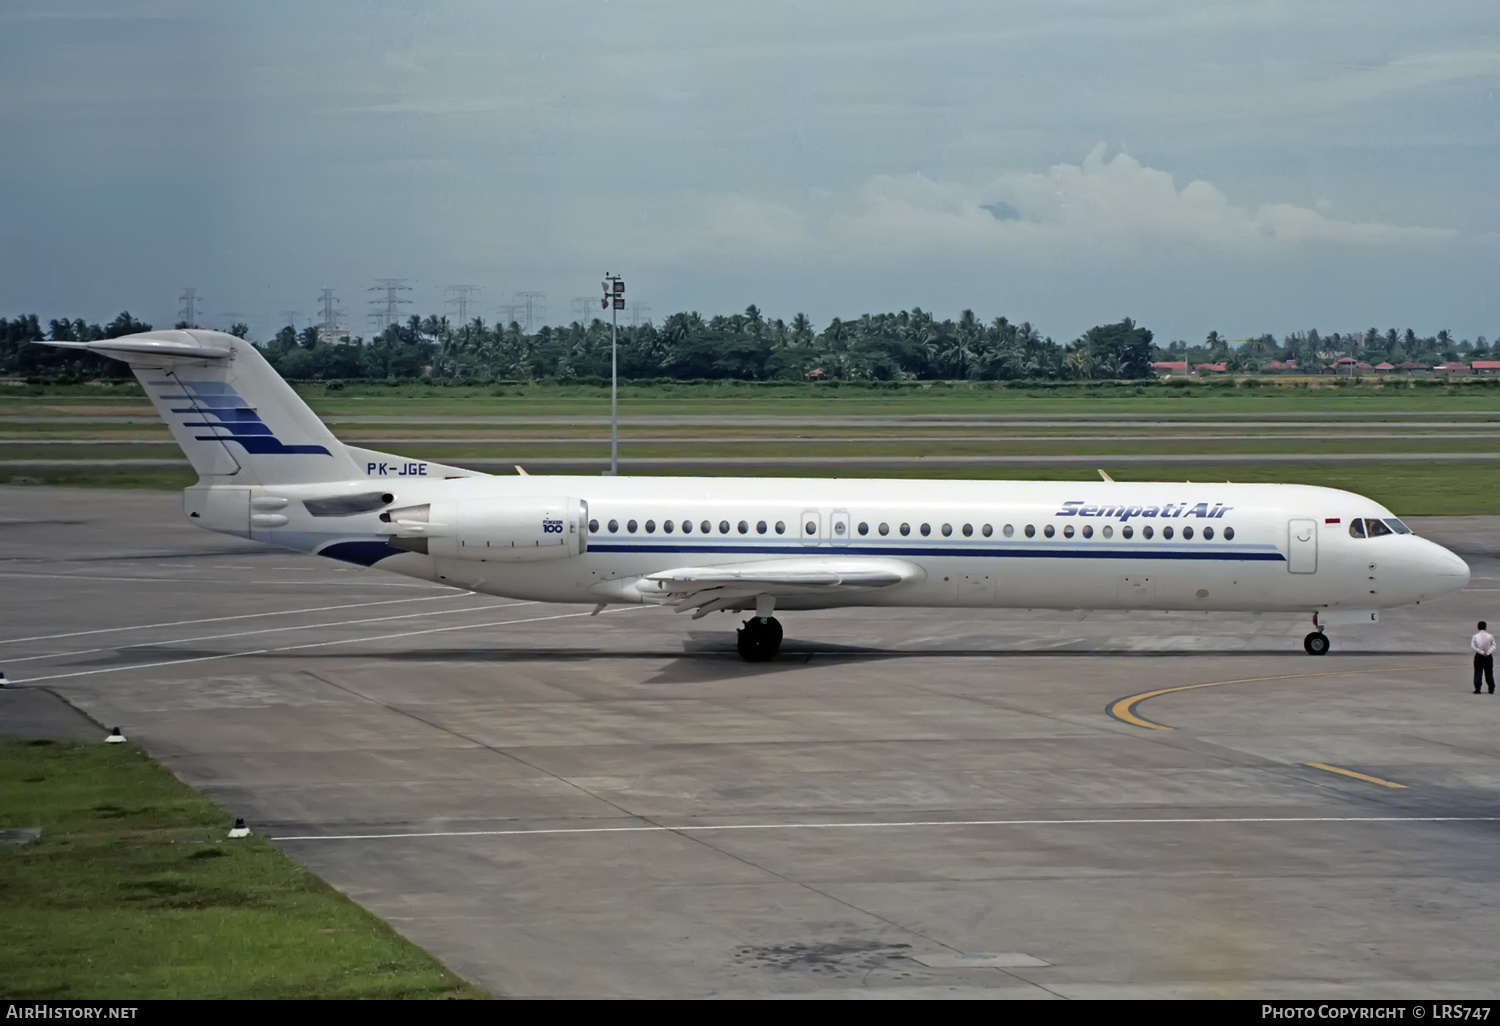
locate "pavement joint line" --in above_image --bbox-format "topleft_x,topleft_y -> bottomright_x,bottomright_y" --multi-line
0,593 -> 471,646
272,814 -> 1500,842
2,600 -> 529,664
7,607 -> 623,685
15,452 -> 1500,468
1304,762 -> 1408,789
1106,664 -> 1459,731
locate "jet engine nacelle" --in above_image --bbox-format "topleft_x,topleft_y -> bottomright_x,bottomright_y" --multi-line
381,497 -> 588,562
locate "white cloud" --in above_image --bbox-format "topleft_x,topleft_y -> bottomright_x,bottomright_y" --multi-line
682,144 -> 1457,261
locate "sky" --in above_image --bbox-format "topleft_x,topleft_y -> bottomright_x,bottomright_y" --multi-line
1,0 -> 1497,344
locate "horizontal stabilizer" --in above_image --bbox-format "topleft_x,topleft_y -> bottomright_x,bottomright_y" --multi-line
42,332 -> 233,365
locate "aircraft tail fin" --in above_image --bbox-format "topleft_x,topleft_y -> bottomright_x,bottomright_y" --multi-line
42,330 -> 360,486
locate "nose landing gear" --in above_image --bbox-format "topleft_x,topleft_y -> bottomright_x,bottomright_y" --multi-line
737,616 -> 783,662
1304,631 -> 1330,656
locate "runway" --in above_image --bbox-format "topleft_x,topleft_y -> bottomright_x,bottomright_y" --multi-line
4,487 -> 1500,998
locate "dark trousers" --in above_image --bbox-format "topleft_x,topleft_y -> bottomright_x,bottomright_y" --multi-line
1476,654 -> 1495,692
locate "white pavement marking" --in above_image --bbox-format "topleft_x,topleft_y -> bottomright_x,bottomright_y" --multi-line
10,608 -> 632,685
274,815 -> 1500,842
0,569 -> 439,588
4,601 -> 530,663
0,594 -> 464,645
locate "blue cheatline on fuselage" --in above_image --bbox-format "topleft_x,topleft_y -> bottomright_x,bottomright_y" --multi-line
317,540 -> 407,566
311,538 -> 1289,568
148,378 -> 332,456
585,542 -> 1286,562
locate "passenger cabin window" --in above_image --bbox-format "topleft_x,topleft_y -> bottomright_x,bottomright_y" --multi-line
962,524 -> 973,537
1082,525 -> 1093,539
775,521 -> 786,534
1043,525 -> 1055,538
1223,527 -> 1234,540
738,521 -> 749,534
627,519 -> 638,533
1203,526 -> 1214,540
1163,526 -> 1174,539
941,523 -> 952,537
920,523 -> 931,536
1142,525 -> 1153,539
757,520 -> 767,534
644,520 -> 655,533
983,524 -> 993,537
834,520 -> 846,536
719,521 -> 730,534
1365,518 -> 1394,537
1182,526 -> 1194,540
667,520 -> 677,533
1024,524 -> 1035,538
1002,524 -> 1014,537
588,519 -> 598,532
1063,525 -> 1074,539
879,523 -> 889,536
900,523 -> 911,536
858,522 -> 868,535
1102,525 -> 1113,539
1122,525 -> 1133,539
608,519 -> 618,532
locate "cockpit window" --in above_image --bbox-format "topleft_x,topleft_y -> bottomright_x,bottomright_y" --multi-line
1349,519 -> 1365,539
1383,518 -> 1412,535
1364,518 -> 1394,537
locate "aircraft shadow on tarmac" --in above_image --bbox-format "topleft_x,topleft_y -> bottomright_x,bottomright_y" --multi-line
72,641 -> 1464,689
1340,784 -> 1500,840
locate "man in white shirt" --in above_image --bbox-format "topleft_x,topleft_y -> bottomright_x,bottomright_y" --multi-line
1473,621 -> 1496,694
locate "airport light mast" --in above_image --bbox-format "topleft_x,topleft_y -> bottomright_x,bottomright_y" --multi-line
601,273 -> 625,475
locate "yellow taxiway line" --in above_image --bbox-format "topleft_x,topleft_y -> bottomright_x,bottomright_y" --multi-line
1106,664 -> 1455,731
1304,762 -> 1408,789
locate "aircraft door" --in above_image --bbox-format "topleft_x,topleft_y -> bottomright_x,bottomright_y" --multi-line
830,509 -> 850,547
800,509 -> 821,546
1288,518 -> 1317,574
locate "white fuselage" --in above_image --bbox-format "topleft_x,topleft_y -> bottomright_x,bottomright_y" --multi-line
228,474 -> 1470,615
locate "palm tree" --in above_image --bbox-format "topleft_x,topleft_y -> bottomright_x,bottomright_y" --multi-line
790,312 -> 812,346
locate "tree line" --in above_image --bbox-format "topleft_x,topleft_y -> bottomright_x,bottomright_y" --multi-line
0,307 -> 1488,384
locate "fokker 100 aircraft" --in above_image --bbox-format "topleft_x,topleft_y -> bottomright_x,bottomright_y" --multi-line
47,329 -> 1471,661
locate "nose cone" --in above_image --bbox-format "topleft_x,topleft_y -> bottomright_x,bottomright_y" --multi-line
1421,540 -> 1470,598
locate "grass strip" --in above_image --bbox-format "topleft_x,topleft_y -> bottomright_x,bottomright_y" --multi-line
0,737 -> 485,999
0,460 -> 1488,516
10,379 -> 1500,417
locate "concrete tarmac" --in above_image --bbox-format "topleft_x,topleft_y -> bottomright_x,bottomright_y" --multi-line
3,486 -> 1500,998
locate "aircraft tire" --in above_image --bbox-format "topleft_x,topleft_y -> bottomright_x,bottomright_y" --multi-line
737,616 -> 782,662
1303,631 -> 1330,656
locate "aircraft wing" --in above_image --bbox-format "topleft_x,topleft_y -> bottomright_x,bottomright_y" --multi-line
591,556 -> 925,617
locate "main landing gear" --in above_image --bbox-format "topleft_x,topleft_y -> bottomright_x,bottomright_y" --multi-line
737,616 -> 783,662
1303,631 -> 1330,656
